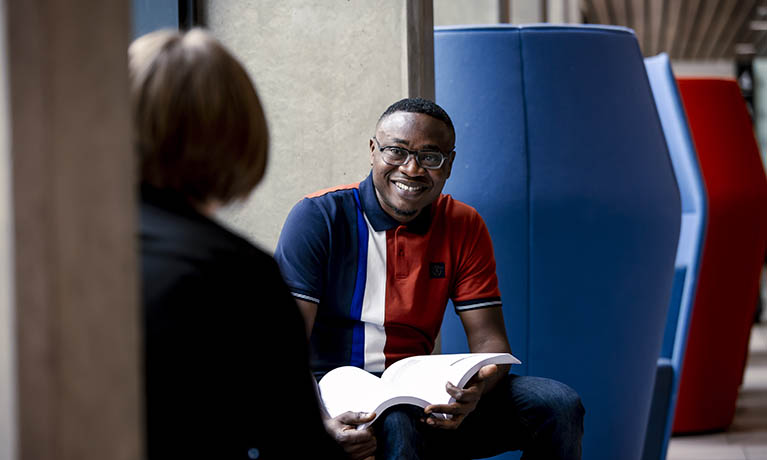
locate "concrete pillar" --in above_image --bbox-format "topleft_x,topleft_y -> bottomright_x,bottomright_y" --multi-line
754,58 -> 767,167
204,0 -> 434,251
5,1 -> 142,459
0,0 -> 17,458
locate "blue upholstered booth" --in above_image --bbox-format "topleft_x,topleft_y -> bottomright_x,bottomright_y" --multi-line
435,25 -> 681,460
641,53 -> 707,460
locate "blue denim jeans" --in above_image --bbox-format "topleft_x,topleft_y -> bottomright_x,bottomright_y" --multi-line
373,374 -> 585,460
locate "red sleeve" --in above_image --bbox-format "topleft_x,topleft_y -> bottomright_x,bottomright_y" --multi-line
451,210 -> 502,312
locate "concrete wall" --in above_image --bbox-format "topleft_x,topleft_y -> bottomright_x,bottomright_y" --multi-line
511,0 -> 543,23
433,0 -> 580,29
0,0 -> 18,458
434,0 -> 503,25
205,0 -> 434,251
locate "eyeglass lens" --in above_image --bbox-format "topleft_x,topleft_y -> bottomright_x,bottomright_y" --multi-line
381,147 -> 443,169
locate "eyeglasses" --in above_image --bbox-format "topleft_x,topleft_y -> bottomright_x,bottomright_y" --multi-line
373,138 -> 450,170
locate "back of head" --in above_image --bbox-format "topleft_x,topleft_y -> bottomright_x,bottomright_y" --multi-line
129,28 -> 268,206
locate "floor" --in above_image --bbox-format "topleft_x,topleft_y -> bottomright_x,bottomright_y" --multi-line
666,288 -> 767,460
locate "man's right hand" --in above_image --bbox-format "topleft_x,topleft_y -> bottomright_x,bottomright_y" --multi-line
324,411 -> 377,460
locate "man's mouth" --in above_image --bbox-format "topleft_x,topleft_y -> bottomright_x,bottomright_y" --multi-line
392,180 -> 427,193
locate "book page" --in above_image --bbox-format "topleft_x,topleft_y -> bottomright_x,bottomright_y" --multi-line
318,365 -> 433,429
380,353 -> 521,406
318,366 -> 391,419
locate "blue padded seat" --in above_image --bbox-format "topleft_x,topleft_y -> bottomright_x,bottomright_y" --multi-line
641,53 -> 707,460
435,25 -> 681,460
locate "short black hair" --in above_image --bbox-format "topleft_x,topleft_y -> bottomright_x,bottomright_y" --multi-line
377,97 -> 455,143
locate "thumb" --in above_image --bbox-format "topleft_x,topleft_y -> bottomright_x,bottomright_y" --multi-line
335,411 -> 376,426
476,364 -> 498,381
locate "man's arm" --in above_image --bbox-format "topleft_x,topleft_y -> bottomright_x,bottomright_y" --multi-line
423,306 -> 511,430
296,299 -> 377,460
295,298 -> 318,338
460,306 -> 512,391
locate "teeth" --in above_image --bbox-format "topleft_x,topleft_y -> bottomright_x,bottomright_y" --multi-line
394,182 -> 424,192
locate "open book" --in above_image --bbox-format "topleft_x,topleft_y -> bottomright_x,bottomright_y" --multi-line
318,352 -> 521,429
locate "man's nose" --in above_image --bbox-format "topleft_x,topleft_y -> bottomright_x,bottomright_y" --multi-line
399,154 -> 426,175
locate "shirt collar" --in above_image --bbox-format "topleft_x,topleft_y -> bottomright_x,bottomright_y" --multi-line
359,172 -> 433,235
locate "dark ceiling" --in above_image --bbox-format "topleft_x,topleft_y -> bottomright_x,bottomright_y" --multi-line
581,0 -> 767,60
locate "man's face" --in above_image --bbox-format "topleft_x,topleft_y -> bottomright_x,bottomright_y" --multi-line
370,111 -> 455,223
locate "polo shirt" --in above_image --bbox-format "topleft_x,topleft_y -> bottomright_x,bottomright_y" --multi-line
275,173 -> 501,376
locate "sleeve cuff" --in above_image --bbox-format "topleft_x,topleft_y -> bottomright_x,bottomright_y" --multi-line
453,296 -> 502,312
291,291 -> 320,304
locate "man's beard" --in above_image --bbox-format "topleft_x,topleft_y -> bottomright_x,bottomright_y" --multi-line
380,193 -> 418,217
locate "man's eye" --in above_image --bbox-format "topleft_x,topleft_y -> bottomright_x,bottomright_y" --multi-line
384,147 -> 407,157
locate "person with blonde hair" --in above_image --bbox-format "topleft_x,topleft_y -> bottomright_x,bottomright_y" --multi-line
131,28 -> 345,459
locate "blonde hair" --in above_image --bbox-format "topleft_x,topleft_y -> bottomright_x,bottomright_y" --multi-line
129,28 -> 268,204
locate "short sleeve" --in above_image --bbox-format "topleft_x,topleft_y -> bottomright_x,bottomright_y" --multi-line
451,212 -> 503,312
274,197 -> 330,304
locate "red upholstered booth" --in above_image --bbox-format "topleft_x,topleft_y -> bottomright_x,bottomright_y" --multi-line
673,78 -> 767,433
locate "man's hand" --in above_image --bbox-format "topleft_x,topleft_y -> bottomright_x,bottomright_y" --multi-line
324,411 -> 377,459
422,364 -> 499,430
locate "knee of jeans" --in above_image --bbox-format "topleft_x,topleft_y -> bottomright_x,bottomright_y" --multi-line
378,405 -> 421,432
548,381 -> 585,425
525,378 -> 585,426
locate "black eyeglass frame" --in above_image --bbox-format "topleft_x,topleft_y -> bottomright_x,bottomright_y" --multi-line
372,137 -> 452,170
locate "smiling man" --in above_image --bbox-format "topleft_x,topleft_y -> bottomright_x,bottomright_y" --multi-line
275,98 -> 584,460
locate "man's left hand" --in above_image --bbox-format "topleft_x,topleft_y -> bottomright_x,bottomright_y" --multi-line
421,364 -> 499,430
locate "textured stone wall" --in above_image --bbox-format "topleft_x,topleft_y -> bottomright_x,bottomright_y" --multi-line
205,0 -> 433,251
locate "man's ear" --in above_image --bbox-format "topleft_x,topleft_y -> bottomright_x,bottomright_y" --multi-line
369,138 -> 376,166
445,150 -> 456,179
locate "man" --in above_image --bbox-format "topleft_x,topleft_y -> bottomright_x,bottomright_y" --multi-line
275,97 -> 584,459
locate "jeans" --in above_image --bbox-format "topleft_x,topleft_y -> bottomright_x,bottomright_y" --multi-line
373,374 -> 585,460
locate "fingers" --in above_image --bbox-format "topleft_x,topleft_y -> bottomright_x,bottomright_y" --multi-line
335,411 -> 376,426
422,381 -> 484,430
421,412 -> 464,430
326,412 -> 377,459
341,432 -> 376,460
424,403 -> 459,416
445,381 -> 482,402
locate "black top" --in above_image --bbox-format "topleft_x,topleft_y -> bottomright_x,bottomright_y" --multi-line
141,186 -> 345,459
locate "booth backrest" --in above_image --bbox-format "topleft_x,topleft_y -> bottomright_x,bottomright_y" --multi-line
642,52 -> 708,460
435,25 -> 681,460
672,77 -> 767,433
645,52 -> 707,384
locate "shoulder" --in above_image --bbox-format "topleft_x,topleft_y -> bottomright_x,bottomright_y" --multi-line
141,200 -> 254,255
304,182 -> 359,199
281,183 -> 362,235
434,194 -> 487,229
140,199 -> 271,284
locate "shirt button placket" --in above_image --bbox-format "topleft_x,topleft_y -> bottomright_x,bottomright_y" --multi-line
395,226 -> 407,279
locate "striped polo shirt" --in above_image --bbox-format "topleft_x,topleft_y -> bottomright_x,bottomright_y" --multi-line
275,173 -> 501,376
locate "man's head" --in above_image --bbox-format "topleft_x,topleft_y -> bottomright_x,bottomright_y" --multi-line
129,28 -> 268,207
370,98 -> 456,223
